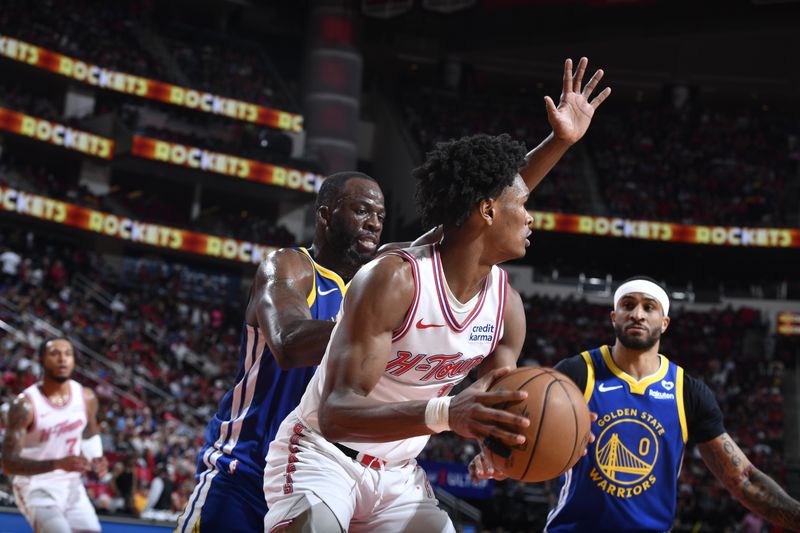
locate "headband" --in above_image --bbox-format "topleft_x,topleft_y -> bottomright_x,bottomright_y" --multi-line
613,279 -> 669,316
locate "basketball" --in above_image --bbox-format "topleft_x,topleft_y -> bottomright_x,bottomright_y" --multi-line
485,367 -> 591,483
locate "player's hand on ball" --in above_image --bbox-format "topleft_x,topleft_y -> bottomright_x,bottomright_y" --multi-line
449,366 -> 530,446
56,455 -> 90,473
468,451 -> 508,483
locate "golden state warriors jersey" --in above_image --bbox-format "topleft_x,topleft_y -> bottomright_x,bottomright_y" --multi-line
546,346 -> 688,533
197,247 -> 345,483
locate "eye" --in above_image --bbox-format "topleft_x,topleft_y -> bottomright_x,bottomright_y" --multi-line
356,208 -> 368,216
377,213 -> 386,222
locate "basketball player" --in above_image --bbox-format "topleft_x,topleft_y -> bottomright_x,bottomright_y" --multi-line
471,276 -> 800,531
260,132 -> 566,533
2,337 -> 107,533
176,171 -> 389,533
180,55 -> 610,533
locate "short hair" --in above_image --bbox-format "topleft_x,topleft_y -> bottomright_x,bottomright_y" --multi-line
315,171 -> 377,213
38,336 -> 74,360
413,134 -> 527,228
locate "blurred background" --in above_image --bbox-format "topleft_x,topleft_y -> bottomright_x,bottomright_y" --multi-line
0,0 -> 799,531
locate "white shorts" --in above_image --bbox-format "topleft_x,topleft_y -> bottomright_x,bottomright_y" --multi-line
263,413 -> 455,533
13,474 -> 101,532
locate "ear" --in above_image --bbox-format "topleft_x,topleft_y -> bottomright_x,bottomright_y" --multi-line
661,315 -> 670,334
478,198 -> 495,225
317,206 -> 331,229
610,309 -> 616,326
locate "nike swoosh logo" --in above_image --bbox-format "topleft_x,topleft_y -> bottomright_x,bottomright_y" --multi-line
416,319 -> 445,329
318,287 -> 339,296
598,383 -> 623,392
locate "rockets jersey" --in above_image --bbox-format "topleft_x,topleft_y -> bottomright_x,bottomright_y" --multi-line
295,243 -> 509,463
198,247 -> 345,481
546,345 -> 688,533
13,380 -> 87,484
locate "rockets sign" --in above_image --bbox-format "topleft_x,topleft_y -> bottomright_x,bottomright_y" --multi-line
0,34 -> 303,132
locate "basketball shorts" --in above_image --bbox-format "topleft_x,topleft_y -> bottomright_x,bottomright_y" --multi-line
263,413 -> 455,533
175,465 -> 267,533
13,474 -> 101,532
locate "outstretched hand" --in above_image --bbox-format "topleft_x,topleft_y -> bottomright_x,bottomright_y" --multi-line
545,57 -> 611,145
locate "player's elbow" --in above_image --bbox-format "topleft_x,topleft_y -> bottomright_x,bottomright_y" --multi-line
269,334 -> 303,371
317,401 -> 346,441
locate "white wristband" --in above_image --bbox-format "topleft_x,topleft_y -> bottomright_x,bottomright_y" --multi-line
82,434 -> 103,459
425,396 -> 452,433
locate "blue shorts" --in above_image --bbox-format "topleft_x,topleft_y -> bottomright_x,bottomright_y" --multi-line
176,468 -> 266,533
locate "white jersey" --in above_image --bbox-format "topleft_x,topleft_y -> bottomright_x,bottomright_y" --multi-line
12,380 -> 87,484
295,243 -> 509,462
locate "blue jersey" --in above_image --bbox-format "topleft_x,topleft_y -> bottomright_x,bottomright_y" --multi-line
196,247 -> 345,482
546,345 -> 688,533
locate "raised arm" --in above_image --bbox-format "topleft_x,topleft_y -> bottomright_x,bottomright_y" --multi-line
2,394 -> 88,476
520,57 -> 611,192
699,433 -> 800,529
318,255 -> 529,446
248,248 -> 335,370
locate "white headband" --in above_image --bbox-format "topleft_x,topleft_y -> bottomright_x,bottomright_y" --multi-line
613,279 -> 670,316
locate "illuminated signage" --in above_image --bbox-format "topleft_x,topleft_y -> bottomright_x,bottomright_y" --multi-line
530,211 -> 800,248
778,312 -> 800,336
0,34 -> 303,132
0,186 -> 276,264
0,107 -> 113,159
131,136 -> 323,193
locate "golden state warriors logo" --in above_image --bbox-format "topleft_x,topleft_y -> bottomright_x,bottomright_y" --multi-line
589,409 -> 664,498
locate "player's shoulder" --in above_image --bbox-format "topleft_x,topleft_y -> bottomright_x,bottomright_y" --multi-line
353,252 -> 415,287
81,384 -> 97,402
554,354 -> 589,387
11,391 -> 32,409
255,247 -> 315,281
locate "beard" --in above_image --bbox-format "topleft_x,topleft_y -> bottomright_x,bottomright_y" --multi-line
44,371 -> 71,383
328,223 -> 377,267
614,323 -> 661,351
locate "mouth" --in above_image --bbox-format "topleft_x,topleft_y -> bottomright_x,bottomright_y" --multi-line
525,231 -> 532,248
625,325 -> 648,334
355,234 -> 378,253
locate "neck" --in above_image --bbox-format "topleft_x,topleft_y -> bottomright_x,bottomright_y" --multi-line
438,235 -> 493,302
307,243 -> 359,282
40,377 -> 71,396
610,342 -> 661,381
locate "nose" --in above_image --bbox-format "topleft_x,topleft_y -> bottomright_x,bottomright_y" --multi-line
526,212 -> 534,227
630,305 -> 646,321
365,213 -> 382,233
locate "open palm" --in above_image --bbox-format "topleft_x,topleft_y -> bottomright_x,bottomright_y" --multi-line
546,57 -> 611,145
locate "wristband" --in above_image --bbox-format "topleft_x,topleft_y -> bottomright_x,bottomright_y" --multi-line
82,434 -> 103,459
424,396 -> 452,433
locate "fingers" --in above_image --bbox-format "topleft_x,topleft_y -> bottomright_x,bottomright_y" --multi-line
590,86 -> 612,109
573,56 -> 588,92
471,420 -> 526,447
544,95 -> 558,116
472,366 -> 513,391
581,68 -> 603,97
562,58 -> 573,94
477,389 -> 528,406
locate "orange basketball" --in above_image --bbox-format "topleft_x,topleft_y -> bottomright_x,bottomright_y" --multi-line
485,366 -> 591,483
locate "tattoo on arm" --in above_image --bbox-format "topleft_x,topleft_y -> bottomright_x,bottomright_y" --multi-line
1,397 -> 57,476
700,433 -> 800,529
